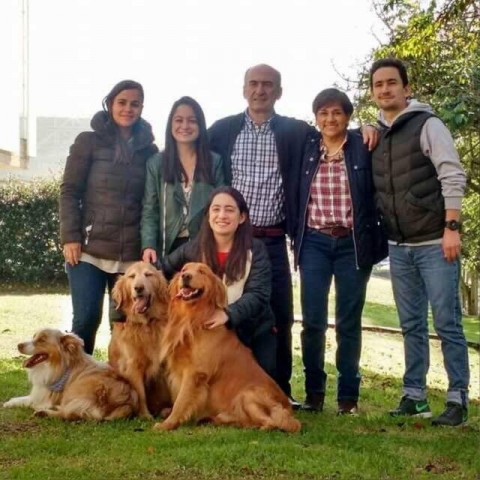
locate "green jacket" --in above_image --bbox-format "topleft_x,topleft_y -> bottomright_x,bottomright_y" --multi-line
141,151 -> 225,258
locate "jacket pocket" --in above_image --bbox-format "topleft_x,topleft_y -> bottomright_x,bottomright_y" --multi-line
405,190 -> 443,215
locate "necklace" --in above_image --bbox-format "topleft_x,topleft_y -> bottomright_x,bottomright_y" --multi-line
324,137 -> 347,158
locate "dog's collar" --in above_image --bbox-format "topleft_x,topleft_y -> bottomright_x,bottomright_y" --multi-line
48,368 -> 71,392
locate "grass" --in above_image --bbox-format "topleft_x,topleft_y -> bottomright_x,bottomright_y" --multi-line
292,273 -> 480,345
1,356 -> 479,480
1,281 -> 479,479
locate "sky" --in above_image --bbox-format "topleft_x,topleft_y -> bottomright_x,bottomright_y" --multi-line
1,0 -> 386,153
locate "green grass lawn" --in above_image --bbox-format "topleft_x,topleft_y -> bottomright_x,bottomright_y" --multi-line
292,274 -> 480,345
1,355 -> 479,480
1,283 -> 479,479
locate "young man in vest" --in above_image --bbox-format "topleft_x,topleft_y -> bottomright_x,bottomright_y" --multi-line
370,58 -> 469,426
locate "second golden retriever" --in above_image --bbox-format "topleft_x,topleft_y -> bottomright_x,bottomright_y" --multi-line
155,262 -> 300,432
109,261 -> 170,418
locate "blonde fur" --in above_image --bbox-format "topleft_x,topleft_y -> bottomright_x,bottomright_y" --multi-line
109,262 -> 171,418
155,262 -> 300,433
3,329 -> 138,420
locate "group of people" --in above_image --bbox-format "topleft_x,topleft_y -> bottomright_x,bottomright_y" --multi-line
59,58 -> 470,428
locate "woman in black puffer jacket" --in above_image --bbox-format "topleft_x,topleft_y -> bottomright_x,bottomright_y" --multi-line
59,80 -> 158,354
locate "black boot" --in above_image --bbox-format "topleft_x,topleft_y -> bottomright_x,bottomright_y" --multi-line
300,393 -> 324,413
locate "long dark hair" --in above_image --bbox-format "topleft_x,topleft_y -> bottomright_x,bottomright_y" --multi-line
162,96 -> 214,184
195,186 -> 253,285
102,79 -> 145,164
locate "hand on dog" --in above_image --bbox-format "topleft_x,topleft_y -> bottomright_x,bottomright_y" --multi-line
204,309 -> 228,330
63,242 -> 81,265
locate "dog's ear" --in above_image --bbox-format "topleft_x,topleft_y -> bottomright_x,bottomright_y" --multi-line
154,270 -> 170,305
168,272 -> 181,298
60,332 -> 84,355
214,275 -> 228,309
112,274 -> 126,311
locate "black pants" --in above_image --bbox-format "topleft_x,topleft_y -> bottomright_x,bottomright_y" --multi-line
257,235 -> 294,395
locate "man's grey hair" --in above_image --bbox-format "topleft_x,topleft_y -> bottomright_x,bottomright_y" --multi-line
244,64 -> 282,87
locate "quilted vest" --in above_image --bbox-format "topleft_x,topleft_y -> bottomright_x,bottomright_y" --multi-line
372,111 -> 445,243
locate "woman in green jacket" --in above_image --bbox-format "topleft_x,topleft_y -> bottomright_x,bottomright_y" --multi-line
141,96 -> 224,262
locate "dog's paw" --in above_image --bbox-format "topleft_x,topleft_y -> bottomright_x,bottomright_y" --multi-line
153,420 -> 177,431
138,411 -> 153,420
159,407 -> 172,419
33,410 -> 49,418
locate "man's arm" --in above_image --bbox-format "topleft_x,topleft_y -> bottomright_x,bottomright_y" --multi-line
421,118 -> 466,262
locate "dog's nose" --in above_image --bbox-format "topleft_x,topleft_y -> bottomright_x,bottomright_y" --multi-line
134,285 -> 144,294
181,272 -> 192,283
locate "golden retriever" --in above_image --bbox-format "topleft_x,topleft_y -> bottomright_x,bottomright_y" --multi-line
3,329 -> 138,420
155,262 -> 301,433
109,261 -> 171,419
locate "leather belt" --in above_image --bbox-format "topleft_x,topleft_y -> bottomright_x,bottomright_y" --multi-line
252,225 -> 285,238
315,226 -> 351,238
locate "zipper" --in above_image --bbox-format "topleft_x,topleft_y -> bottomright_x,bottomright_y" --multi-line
297,139 -> 320,261
343,145 -> 359,269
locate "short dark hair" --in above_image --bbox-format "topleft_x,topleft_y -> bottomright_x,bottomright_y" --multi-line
163,96 -> 214,185
369,58 -> 409,88
312,88 -> 353,116
195,186 -> 252,285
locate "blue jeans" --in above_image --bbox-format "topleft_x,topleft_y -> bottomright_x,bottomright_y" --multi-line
66,261 -> 119,354
299,230 -> 371,401
389,243 -> 469,405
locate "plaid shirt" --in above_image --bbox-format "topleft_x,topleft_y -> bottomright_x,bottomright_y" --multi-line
307,144 -> 353,229
231,112 -> 284,226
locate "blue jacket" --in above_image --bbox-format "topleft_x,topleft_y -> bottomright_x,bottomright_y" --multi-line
294,129 -> 387,269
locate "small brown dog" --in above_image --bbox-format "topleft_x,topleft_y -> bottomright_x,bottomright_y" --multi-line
109,261 -> 170,419
155,262 -> 300,432
3,329 -> 138,420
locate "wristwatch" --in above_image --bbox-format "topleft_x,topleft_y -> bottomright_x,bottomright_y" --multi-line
445,220 -> 462,231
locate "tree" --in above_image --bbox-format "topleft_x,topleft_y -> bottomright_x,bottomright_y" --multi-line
352,0 -> 480,314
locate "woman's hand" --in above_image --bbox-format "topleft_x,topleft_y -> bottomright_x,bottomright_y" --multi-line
204,309 -> 229,329
63,242 -> 81,266
142,248 -> 157,264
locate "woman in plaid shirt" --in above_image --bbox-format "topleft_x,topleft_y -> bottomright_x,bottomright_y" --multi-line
294,88 -> 387,415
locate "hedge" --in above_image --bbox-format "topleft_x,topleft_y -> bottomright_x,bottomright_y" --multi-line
0,177 -> 66,287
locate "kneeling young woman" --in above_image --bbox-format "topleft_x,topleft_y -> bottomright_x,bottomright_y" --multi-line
161,186 -> 276,379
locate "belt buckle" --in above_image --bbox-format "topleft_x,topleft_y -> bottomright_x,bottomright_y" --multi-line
331,226 -> 348,237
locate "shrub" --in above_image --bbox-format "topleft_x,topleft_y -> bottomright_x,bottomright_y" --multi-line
0,176 -> 66,287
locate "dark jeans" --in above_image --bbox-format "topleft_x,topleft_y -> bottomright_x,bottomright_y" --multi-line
257,235 -> 294,396
299,230 -> 371,401
66,261 -> 119,354
249,327 -> 277,381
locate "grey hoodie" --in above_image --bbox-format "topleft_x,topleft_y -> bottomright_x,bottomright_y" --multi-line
378,100 -> 466,210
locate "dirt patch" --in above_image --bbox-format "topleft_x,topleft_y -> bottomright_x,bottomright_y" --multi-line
0,420 -> 42,436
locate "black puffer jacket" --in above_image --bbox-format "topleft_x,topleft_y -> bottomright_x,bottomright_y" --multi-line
161,238 -> 275,345
60,111 -> 158,261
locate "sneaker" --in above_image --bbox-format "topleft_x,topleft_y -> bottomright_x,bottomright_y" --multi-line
432,402 -> 468,427
337,400 -> 358,416
389,396 -> 432,418
288,396 -> 302,411
300,393 -> 324,413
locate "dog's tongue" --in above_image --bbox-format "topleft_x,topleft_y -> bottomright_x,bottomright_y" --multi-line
23,353 -> 48,368
133,296 -> 149,314
176,287 -> 193,298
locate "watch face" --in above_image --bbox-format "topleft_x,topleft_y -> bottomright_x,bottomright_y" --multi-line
445,220 -> 460,231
